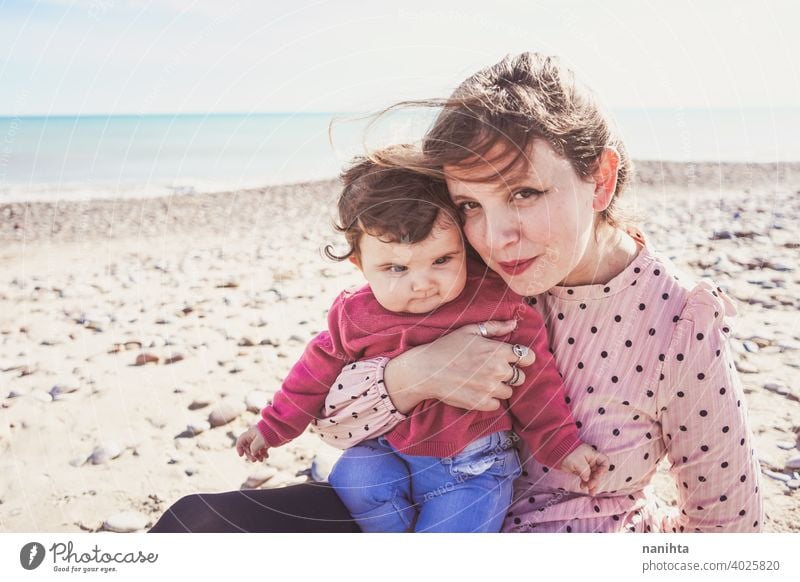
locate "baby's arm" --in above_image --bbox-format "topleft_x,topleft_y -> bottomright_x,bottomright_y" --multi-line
255,329 -> 349,448
236,293 -> 354,458
506,304 -> 607,490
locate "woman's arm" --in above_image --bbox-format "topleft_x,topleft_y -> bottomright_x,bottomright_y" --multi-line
315,319 -> 535,448
655,282 -> 763,532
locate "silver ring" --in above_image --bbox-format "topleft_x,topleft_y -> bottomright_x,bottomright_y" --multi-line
512,344 -> 529,363
477,322 -> 489,338
504,364 -> 520,386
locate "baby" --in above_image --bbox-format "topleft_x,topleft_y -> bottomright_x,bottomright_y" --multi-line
236,151 -> 607,532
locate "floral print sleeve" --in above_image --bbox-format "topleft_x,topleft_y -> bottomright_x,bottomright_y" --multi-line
655,281 -> 764,532
313,357 -> 407,449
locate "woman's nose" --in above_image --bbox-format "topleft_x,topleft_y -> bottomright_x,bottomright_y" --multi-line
485,208 -> 521,250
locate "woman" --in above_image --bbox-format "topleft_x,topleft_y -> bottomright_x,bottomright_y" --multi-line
150,52 -> 762,533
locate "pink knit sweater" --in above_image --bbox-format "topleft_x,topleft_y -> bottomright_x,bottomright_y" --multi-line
257,259 -> 581,465
316,232 -> 764,533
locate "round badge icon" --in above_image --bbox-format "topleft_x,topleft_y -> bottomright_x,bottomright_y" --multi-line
20,542 -> 46,570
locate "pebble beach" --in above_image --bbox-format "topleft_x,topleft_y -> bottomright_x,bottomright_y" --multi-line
1,161 -> 799,533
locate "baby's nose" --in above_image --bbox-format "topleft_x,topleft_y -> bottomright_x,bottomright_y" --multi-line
411,275 -> 434,292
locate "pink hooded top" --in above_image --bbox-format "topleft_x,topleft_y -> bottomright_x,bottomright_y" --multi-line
257,258 -> 581,465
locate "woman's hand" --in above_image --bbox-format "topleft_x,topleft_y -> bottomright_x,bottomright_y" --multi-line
382,319 -> 536,414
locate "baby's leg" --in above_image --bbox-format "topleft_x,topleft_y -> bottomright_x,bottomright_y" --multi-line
328,437 -> 416,532
409,432 -> 522,533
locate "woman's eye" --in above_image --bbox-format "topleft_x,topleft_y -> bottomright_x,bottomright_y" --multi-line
434,256 -> 451,265
387,265 -> 407,273
513,188 -> 545,201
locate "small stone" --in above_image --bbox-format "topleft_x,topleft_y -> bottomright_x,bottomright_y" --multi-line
310,454 -> 338,482
288,334 -> 305,344
50,377 -> 81,397
776,441 -> 797,451
735,360 -> 759,374
749,336 -> 773,348
786,479 -> 800,490
711,230 -> 734,240
763,468 -> 790,482
103,511 -> 148,533
766,261 -> 793,272
149,336 -> 168,348
243,467 -> 279,489
134,353 -> 160,366
89,443 -> 124,464
245,391 -> 269,413
742,341 -> 760,353
30,390 -> 54,403
208,400 -> 246,427
188,399 -> 211,411
164,352 -> 185,365
764,382 -> 790,395
69,457 -> 86,467
786,456 -> 800,470
238,337 -> 256,347
186,420 -> 211,435
779,340 -> 800,352
185,468 -> 197,476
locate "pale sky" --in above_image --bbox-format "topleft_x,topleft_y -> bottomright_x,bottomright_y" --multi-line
1,0 -> 799,116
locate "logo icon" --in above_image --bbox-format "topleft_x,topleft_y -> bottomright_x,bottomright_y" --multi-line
20,542 -> 46,570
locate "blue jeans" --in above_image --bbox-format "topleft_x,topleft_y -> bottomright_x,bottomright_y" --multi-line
329,431 -> 522,532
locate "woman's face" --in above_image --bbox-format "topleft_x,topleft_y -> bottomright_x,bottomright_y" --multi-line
444,139 -> 604,296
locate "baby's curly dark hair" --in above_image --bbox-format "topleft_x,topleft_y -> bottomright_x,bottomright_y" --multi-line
325,145 -> 462,263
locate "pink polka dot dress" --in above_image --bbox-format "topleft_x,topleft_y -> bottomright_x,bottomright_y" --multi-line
319,232 -> 764,533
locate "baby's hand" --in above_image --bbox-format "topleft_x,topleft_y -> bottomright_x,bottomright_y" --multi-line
560,443 -> 609,496
235,426 -> 269,463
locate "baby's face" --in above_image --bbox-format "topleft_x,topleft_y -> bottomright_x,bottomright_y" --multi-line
354,218 -> 467,314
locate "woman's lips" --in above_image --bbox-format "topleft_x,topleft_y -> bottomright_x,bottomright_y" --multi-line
497,257 -> 536,276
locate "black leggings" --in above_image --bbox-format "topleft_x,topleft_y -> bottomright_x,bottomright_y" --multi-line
148,483 -> 361,533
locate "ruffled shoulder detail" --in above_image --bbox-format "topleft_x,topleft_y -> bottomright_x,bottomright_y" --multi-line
678,280 -> 737,332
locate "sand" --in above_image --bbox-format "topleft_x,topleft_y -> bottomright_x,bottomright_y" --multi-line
1,161 -> 798,532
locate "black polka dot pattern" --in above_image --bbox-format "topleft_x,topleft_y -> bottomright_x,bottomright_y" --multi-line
318,251 -> 760,533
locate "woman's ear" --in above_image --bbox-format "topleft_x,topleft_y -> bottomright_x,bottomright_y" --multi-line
591,147 -> 620,212
348,255 -> 361,270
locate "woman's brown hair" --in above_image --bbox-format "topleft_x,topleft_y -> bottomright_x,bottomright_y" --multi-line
371,52 -> 632,228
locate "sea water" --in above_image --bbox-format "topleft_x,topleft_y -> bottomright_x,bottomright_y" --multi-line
1,108 -> 798,203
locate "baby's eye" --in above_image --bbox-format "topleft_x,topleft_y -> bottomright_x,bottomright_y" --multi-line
387,264 -> 407,273
433,256 -> 451,265
457,201 -> 480,214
